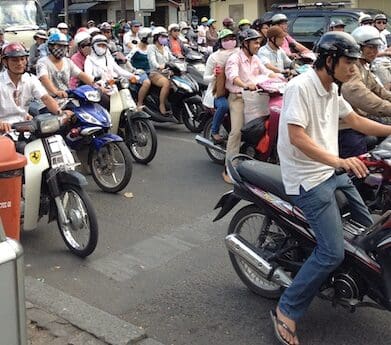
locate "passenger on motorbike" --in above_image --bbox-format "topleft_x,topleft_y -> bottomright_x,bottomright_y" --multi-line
100,22 -> 118,53
252,19 -> 270,47
168,23 -> 186,59
28,30 -> 48,74
147,26 -> 176,115
0,43 -> 68,132
206,19 -> 218,50
258,26 -> 293,76
178,21 -> 190,43
237,19 -> 251,32
36,33 -> 94,98
222,17 -> 235,32
197,17 -> 209,46
123,20 -> 141,54
127,28 -> 151,74
359,14 -> 374,26
203,29 -> 238,143
224,28 -> 277,183
188,16 -> 199,45
275,31 -> 391,345
70,31 -> 91,89
340,25 -> 391,157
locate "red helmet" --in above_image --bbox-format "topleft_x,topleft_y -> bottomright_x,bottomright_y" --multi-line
2,43 -> 29,58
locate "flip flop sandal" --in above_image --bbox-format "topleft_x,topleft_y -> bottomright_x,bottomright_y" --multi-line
270,310 -> 298,345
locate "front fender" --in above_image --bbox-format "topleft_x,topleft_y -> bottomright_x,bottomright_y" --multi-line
92,133 -> 123,151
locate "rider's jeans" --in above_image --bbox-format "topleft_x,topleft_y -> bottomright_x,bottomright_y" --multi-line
211,96 -> 229,134
226,93 -> 244,165
278,173 -> 373,322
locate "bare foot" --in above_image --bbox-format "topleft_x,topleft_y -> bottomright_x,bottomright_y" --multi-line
276,306 -> 299,345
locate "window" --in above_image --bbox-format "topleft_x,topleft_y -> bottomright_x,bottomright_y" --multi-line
292,16 -> 325,37
330,15 -> 357,33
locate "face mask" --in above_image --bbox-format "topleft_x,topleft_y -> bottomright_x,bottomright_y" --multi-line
182,29 -> 189,36
241,25 -> 250,30
221,39 -> 236,50
158,37 -> 168,46
191,21 -> 198,27
94,45 -> 107,56
50,46 -> 67,59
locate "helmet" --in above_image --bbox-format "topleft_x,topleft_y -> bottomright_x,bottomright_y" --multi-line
238,28 -> 261,44
207,18 -> 216,26
152,26 -> 168,37
74,31 -> 91,46
218,28 -> 235,40
100,22 -> 112,31
374,14 -> 387,22
2,43 -> 29,58
76,27 -> 88,34
88,27 -> 101,36
238,19 -> 251,27
33,30 -> 48,40
87,20 -> 95,27
139,27 -> 152,41
359,14 -> 373,25
47,32 -> 69,45
91,34 -> 108,46
130,20 -> 142,27
351,26 -> 383,46
329,19 -> 346,28
48,27 -> 60,37
57,22 -> 68,29
179,21 -> 190,30
271,14 -> 288,24
223,17 -> 234,27
200,17 -> 208,24
168,23 -> 179,32
314,32 -> 361,59
266,26 -> 286,39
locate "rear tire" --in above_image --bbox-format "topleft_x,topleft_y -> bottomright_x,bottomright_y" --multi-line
56,184 -> 98,258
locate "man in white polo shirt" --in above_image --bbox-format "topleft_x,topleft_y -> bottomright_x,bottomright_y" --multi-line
273,32 -> 391,345
0,43 -> 64,132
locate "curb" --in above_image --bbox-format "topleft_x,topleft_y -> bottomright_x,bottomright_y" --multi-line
25,276 -> 165,345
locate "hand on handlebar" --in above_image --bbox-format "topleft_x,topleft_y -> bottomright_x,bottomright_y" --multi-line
335,157 -> 369,179
244,83 -> 257,91
0,121 -> 12,133
55,90 -> 68,98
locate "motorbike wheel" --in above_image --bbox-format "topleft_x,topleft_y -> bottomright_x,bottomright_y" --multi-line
203,118 -> 227,165
125,118 -> 158,164
183,101 -> 207,133
89,142 -> 132,193
56,184 -> 98,258
228,204 -> 291,299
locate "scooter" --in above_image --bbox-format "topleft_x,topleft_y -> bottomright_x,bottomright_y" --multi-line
195,78 -> 286,165
9,114 -> 98,257
214,154 -> 391,315
62,85 -> 133,193
131,60 -> 208,133
108,77 -> 158,164
185,49 -> 208,97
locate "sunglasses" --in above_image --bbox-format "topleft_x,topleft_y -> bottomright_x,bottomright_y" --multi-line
80,43 -> 91,48
376,21 -> 387,24
172,28 -> 180,32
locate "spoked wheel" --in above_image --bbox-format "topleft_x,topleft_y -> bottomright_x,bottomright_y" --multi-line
125,118 -> 158,164
56,184 -> 98,258
228,204 -> 293,299
183,101 -> 207,133
203,118 -> 228,165
89,142 -> 132,193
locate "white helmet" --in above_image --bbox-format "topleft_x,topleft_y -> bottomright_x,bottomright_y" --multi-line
168,23 -> 179,32
91,34 -> 108,45
179,21 -> 190,30
359,14 -> 373,25
271,13 -> 288,24
74,31 -> 91,46
351,25 -> 383,46
88,27 -> 101,36
48,27 -> 60,37
139,27 -> 152,41
152,26 -> 168,37
57,22 -> 68,29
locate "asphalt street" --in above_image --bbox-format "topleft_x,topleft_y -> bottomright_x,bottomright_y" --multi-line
22,123 -> 390,345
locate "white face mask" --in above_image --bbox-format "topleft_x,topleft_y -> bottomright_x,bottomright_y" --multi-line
94,45 -> 107,56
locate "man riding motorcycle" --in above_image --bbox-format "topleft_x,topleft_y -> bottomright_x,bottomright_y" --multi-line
340,25 -> 391,157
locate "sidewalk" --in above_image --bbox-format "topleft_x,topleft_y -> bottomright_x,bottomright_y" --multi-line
25,277 -> 165,345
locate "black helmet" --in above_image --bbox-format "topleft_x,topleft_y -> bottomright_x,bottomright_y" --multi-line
314,31 -> 361,59
238,28 -> 261,44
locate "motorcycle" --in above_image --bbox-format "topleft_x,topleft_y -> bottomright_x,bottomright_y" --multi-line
195,78 -> 286,165
62,85 -> 133,193
132,60 -> 208,133
107,77 -> 158,164
9,114 -> 98,257
214,154 -> 391,314
185,49 -> 208,97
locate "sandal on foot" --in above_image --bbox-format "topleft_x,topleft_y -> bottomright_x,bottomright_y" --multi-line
212,134 -> 224,144
270,310 -> 298,345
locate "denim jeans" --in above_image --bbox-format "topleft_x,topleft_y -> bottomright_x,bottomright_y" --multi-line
278,173 -> 373,321
211,96 -> 229,134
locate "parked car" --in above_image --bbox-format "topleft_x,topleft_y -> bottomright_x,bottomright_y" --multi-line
261,2 -> 391,49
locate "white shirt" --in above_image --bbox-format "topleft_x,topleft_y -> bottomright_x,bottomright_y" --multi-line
258,44 -> 292,72
374,29 -> 391,64
277,68 -> 352,195
0,70 -> 46,124
123,32 -> 139,54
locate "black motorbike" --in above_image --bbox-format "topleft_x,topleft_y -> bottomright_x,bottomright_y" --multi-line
214,154 -> 391,313
185,49 -> 208,97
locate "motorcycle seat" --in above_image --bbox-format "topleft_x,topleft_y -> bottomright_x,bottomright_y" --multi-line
237,160 -> 293,204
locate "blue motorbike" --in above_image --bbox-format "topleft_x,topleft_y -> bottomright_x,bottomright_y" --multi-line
63,85 -> 132,193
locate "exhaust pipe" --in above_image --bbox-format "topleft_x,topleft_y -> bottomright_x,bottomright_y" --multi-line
195,135 -> 226,154
225,234 -> 292,288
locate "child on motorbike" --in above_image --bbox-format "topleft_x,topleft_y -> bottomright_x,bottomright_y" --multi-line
147,26 -> 177,116
203,29 -> 239,143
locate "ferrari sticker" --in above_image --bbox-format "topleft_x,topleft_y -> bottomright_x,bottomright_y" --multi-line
29,150 -> 41,164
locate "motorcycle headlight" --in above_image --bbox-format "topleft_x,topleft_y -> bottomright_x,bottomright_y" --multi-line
78,112 -> 102,125
85,90 -> 101,102
38,116 -> 60,134
120,77 -> 130,89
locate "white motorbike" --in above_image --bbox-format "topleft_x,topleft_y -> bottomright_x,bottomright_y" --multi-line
10,114 -> 98,257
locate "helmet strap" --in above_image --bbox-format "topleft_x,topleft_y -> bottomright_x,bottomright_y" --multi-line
325,54 -> 342,94
243,41 -> 253,56
270,38 -> 278,50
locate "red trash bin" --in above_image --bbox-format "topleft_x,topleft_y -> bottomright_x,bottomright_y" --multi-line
0,136 -> 27,240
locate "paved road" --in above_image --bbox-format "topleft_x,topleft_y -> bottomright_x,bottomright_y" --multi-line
22,123 -> 391,345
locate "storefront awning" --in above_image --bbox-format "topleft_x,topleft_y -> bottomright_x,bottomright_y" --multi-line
67,2 -> 98,14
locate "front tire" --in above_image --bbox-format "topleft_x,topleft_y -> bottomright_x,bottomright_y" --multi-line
56,184 -> 98,257
89,142 -> 132,193
182,101 -> 207,133
228,204 -> 288,299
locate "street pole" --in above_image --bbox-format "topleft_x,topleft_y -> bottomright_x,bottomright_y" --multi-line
121,0 -> 126,20
64,0 -> 68,24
